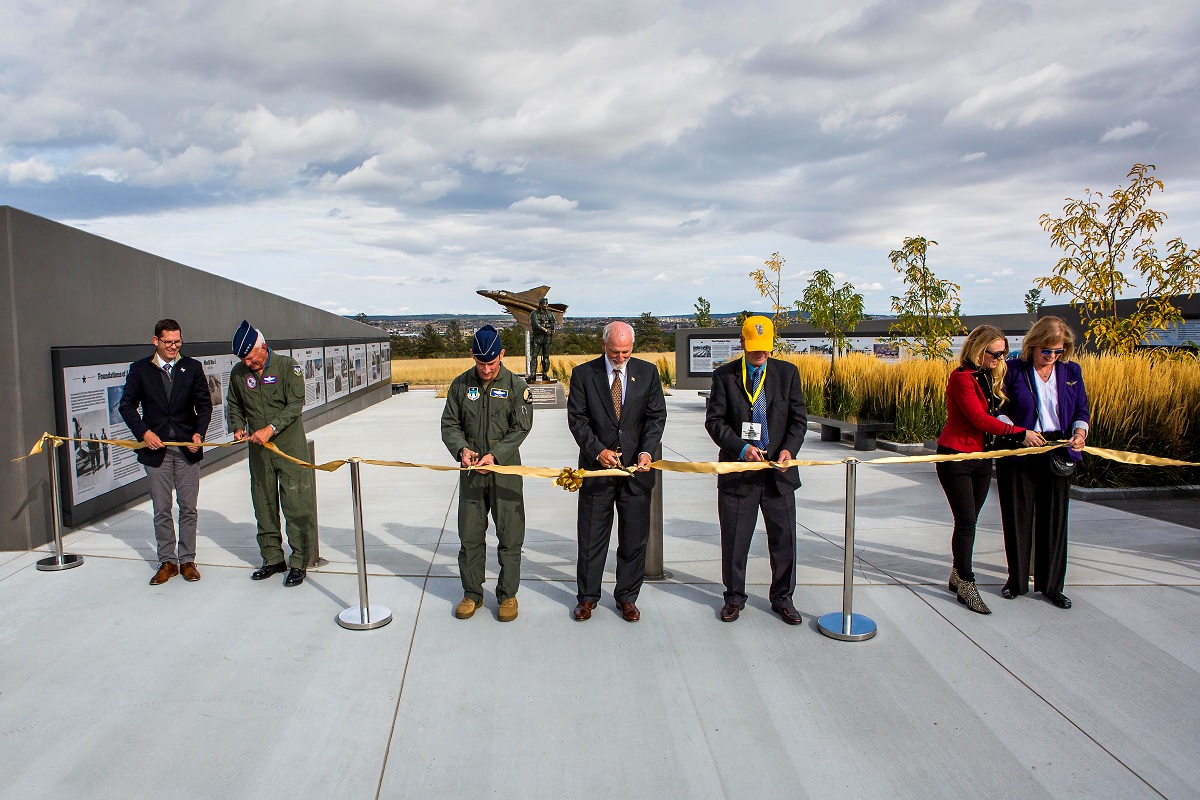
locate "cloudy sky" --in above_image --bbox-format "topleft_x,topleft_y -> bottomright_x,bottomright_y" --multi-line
2,0 -> 1198,317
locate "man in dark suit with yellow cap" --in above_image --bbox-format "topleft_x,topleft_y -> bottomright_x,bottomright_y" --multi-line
227,320 -> 314,587
704,316 -> 808,624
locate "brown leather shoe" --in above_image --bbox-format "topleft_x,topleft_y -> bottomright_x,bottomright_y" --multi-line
773,605 -> 803,625
719,602 -> 742,622
616,601 -> 640,622
572,601 -> 596,621
180,562 -> 201,582
149,562 -> 178,585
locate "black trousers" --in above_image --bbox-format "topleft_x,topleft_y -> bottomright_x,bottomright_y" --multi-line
996,453 -> 1070,597
717,479 -> 797,608
935,445 -> 993,583
576,476 -> 650,604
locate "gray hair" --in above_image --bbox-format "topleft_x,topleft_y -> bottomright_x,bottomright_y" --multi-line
602,321 -> 635,345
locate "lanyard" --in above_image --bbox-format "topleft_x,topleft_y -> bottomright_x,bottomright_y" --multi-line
741,357 -> 767,406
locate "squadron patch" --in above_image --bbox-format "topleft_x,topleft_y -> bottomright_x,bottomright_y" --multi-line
293,365 -> 303,376
246,376 -> 257,389
489,388 -> 509,398
467,387 -> 480,401
523,388 -> 533,403
263,375 -> 278,384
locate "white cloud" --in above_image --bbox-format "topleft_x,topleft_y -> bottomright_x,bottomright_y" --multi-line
960,152 -> 986,163
653,273 -> 669,281
859,282 -> 884,291
1100,120 -> 1151,143
508,195 -> 578,214
946,64 -> 1073,129
6,156 -> 57,183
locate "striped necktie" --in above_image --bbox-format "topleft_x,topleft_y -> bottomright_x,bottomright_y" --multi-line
750,367 -> 768,449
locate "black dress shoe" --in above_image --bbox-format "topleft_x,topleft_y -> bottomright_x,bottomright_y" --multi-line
1001,585 -> 1017,600
284,567 -> 306,587
251,562 -> 287,581
1048,592 -> 1072,609
773,605 -> 803,625
719,603 -> 742,622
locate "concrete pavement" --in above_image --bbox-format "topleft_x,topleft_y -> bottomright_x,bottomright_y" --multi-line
2,390 -> 1198,799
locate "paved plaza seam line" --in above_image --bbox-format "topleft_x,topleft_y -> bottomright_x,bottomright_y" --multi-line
374,479 -> 457,800
837,530 -> 1171,800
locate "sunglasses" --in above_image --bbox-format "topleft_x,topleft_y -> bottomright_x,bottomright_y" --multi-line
1040,348 -> 1065,356
984,348 -> 1006,359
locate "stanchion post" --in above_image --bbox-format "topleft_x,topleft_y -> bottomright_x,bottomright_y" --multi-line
817,459 -> 876,641
36,438 -> 83,572
307,439 -> 328,568
524,329 -> 533,378
644,444 -> 671,581
337,458 -> 392,630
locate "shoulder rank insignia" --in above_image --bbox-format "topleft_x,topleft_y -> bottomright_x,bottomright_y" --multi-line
489,388 -> 509,398
467,387 -> 480,401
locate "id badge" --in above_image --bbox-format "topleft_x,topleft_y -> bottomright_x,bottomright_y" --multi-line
741,422 -> 762,441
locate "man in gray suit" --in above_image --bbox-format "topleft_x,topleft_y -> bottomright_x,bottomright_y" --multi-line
567,321 -> 667,622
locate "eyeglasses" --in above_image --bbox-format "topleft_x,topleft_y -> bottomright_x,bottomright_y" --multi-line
984,348 -> 1006,359
157,339 -> 182,348
1040,348 -> 1065,356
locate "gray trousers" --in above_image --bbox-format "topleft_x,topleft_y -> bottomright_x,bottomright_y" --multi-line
146,448 -> 200,564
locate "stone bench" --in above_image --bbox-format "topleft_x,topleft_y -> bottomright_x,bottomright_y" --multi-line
809,414 -> 895,452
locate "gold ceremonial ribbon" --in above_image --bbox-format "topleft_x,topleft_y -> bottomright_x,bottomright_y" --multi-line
14,434 -> 1200,494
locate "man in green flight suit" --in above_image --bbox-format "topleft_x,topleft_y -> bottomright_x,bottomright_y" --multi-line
441,324 -> 534,622
227,320 -> 315,587
529,297 -> 556,381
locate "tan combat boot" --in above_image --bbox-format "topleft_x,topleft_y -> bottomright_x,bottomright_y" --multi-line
455,597 -> 481,619
498,596 -> 518,622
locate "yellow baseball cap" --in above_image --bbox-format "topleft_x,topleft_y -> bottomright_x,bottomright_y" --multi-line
741,316 -> 774,352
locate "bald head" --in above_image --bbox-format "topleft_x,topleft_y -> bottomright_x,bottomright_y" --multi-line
602,321 -> 634,367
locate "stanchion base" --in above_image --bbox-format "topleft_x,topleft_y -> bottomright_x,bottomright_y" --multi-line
817,612 -> 877,642
337,605 -> 393,630
644,570 -> 674,582
36,553 -> 84,571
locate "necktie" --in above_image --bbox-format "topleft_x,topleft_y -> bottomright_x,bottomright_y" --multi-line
611,369 -> 622,422
751,367 -> 768,449
163,363 -> 173,379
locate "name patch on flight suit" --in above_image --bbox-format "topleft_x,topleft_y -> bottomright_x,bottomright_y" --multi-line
263,375 -> 278,384
246,376 -> 257,389
489,388 -> 509,398
467,387 -> 480,401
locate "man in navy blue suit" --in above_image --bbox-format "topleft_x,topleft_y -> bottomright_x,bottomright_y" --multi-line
119,319 -> 213,585
567,321 -> 667,622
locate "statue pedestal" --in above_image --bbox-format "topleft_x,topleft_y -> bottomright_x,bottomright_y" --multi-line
525,378 -> 566,409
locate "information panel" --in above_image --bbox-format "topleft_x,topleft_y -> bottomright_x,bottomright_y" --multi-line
325,345 -> 350,402
349,344 -> 367,392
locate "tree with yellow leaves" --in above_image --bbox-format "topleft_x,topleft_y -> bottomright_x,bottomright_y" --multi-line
1039,163 -> 1200,353
749,252 -> 792,349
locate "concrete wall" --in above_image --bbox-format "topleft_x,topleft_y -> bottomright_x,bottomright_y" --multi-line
1,206 -> 387,550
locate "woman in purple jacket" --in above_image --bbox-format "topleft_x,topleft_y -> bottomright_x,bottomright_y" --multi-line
997,317 -> 1090,609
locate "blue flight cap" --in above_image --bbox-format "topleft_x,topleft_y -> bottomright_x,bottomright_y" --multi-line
232,320 -> 259,358
471,324 -> 503,361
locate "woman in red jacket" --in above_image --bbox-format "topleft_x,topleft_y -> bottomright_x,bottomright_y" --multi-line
936,325 -> 1043,614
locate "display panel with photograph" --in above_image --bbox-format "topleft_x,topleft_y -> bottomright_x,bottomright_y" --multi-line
348,344 -> 367,392
368,342 -> 382,384
61,361 -> 142,504
291,347 -> 327,411
325,345 -> 350,402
